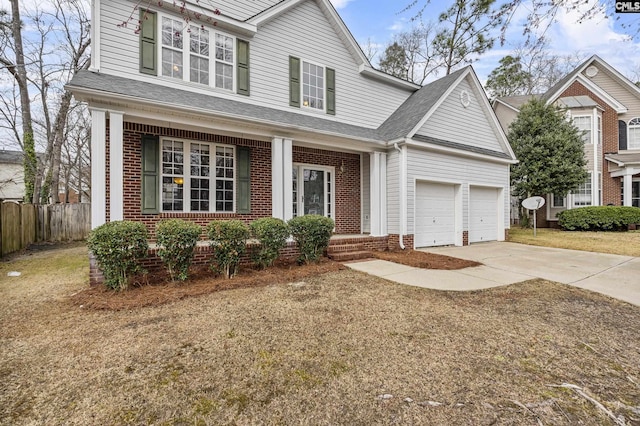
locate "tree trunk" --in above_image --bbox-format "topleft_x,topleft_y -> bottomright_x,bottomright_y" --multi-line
49,92 -> 73,203
7,0 -> 37,202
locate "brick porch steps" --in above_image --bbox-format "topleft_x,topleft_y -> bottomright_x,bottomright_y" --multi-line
327,242 -> 373,262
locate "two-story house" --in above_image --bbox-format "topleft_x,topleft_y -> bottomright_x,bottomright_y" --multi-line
494,55 -> 640,227
68,0 -> 516,256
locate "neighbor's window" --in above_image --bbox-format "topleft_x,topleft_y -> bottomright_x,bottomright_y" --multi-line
573,175 -> 592,207
302,61 -> 324,110
573,116 -> 592,144
552,194 -> 565,208
628,117 -> 640,150
161,138 -> 235,213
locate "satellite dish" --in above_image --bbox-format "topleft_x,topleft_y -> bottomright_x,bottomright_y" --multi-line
522,196 -> 546,210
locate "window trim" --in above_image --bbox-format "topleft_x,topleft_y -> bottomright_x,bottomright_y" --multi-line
572,115 -> 592,145
292,163 -> 336,220
628,117 -> 640,150
572,172 -> 593,207
160,137 -> 236,214
299,59 -> 327,113
551,194 -> 565,208
157,12 -> 237,92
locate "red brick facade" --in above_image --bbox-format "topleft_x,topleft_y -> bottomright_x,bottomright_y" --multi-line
104,122 -> 362,239
560,81 -> 621,207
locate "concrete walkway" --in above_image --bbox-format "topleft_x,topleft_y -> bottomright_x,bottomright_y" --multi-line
346,242 -> 640,307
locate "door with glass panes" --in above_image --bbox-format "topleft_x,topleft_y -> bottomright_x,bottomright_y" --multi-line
292,165 -> 334,219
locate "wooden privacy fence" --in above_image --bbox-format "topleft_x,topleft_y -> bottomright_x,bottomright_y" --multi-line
0,202 -> 91,257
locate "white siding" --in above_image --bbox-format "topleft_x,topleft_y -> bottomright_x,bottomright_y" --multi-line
418,78 -> 505,153
212,0 -> 282,21
386,149 -> 400,235
98,0 -> 413,129
250,1 -> 411,128
0,163 -> 24,200
405,147 -> 509,235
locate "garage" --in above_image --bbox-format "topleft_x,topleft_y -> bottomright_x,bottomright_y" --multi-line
415,181 -> 456,247
469,186 -> 499,243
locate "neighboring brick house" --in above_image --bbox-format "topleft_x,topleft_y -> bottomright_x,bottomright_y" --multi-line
494,55 -> 640,227
67,0 -> 515,252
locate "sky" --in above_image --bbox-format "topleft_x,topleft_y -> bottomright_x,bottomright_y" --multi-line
329,0 -> 640,85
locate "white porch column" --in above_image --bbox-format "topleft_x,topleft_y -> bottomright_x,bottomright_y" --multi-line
623,172 -> 633,207
90,108 -> 107,229
370,151 -> 387,236
109,111 -> 124,221
272,137 -> 284,219
283,138 -> 293,221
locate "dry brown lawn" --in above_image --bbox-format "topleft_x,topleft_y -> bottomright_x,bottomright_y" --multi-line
508,227 -> 640,257
1,244 -> 640,425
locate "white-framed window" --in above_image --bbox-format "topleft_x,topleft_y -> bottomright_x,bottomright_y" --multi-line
189,25 -> 209,85
551,194 -> 565,208
573,174 -> 592,207
161,138 -> 235,213
161,17 -> 184,79
573,115 -> 592,144
302,61 -> 325,111
628,117 -> 640,149
597,116 -> 602,145
159,14 -> 234,91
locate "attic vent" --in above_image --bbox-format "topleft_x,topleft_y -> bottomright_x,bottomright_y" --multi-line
586,66 -> 598,78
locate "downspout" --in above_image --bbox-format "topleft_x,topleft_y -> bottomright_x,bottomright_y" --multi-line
394,143 -> 405,249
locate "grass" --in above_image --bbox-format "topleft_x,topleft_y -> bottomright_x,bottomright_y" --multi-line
508,227 -> 640,257
1,244 -> 640,425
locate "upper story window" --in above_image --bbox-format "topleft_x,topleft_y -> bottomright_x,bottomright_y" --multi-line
551,194 -> 565,208
573,116 -> 592,144
302,62 -> 324,110
628,118 -> 640,150
139,10 -> 250,96
289,56 -> 335,115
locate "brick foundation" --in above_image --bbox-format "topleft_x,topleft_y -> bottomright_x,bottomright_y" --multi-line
387,234 -> 414,250
462,231 -> 469,246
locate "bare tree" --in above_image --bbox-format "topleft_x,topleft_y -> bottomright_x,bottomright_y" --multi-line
360,37 -> 380,64
0,1 -> 38,202
0,0 -> 91,204
393,24 -> 441,85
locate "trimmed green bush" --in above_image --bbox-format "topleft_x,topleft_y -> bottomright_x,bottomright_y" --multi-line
250,217 -> 290,269
156,219 -> 202,282
557,206 -> 640,231
87,221 -> 148,291
207,220 -> 250,279
288,215 -> 334,264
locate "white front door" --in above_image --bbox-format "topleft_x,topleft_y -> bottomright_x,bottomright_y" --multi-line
292,165 -> 334,219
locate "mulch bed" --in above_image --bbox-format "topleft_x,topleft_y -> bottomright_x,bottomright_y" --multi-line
373,249 -> 481,269
71,249 -> 480,311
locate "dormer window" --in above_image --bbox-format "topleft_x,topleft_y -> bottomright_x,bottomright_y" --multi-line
628,118 -> 640,150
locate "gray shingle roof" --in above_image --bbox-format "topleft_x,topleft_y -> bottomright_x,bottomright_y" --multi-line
0,150 -> 24,164
412,134 -> 512,159
377,67 -> 468,141
495,94 -> 540,110
68,70 -> 381,142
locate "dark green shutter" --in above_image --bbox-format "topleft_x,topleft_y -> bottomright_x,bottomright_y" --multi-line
619,120 -> 628,150
237,39 -> 250,96
139,10 -> 157,75
141,135 -> 159,214
237,146 -> 251,214
326,67 -> 336,115
289,56 -> 300,107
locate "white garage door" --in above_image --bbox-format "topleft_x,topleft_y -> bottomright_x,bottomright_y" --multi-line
415,182 -> 455,247
469,187 -> 498,243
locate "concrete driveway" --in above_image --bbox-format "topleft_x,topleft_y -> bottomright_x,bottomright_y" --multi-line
347,242 -> 640,307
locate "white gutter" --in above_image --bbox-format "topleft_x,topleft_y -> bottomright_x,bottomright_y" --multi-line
394,142 -> 406,250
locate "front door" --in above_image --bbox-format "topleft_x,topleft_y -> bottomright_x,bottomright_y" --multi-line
292,165 -> 333,219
